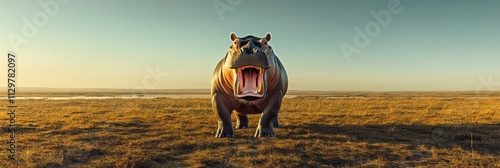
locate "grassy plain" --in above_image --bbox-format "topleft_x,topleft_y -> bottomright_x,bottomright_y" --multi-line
1,91 -> 499,167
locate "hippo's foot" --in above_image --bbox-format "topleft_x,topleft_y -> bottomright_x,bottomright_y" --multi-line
215,123 -> 235,138
236,122 -> 248,129
254,125 -> 274,137
236,114 -> 249,129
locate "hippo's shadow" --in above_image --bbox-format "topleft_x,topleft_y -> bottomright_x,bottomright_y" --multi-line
285,123 -> 500,156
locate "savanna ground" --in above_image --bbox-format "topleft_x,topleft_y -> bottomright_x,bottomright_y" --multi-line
1,91 -> 499,167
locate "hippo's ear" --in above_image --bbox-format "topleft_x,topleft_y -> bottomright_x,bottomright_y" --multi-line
265,33 -> 271,41
230,32 -> 237,41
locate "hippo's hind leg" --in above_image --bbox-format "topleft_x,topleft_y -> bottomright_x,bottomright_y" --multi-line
212,94 -> 235,138
235,113 -> 249,129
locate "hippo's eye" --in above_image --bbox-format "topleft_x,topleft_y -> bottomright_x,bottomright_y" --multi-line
264,42 -> 267,45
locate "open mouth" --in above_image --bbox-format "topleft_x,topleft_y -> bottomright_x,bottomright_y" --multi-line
235,66 -> 265,99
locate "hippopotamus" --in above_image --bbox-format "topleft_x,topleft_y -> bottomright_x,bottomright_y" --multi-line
211,32 -> 288,138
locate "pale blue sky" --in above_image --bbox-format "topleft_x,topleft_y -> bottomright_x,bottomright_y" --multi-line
0,0 -> 499,91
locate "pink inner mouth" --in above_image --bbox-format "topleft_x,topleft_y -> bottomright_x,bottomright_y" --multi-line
236,66 -> 264,98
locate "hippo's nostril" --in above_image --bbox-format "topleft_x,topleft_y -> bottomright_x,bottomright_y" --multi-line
241,48 -> 253,55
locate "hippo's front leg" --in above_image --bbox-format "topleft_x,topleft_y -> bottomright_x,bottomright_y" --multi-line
212,94 -> 235,138
255,91 -> 283,137
271,114 -> 279,128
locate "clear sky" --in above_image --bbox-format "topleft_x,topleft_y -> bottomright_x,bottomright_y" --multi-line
1,0 -> 499,91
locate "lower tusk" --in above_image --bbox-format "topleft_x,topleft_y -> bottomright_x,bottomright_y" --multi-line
238,83 -> 243,94
259,68 -> 263,74
258,84 -> 263,94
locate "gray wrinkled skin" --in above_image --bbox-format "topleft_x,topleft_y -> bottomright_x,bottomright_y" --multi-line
211,33 -> 288,138
226,35 -> 271,69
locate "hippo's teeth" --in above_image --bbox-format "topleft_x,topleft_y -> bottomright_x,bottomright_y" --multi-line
258,83 -> 263,94
238,83 -> 243,94
259,68 -> 263,74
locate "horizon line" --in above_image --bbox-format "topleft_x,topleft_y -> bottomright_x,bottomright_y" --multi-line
1,87 -> 498,93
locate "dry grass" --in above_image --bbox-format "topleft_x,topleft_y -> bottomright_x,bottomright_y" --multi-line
1,92 -> 499,167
